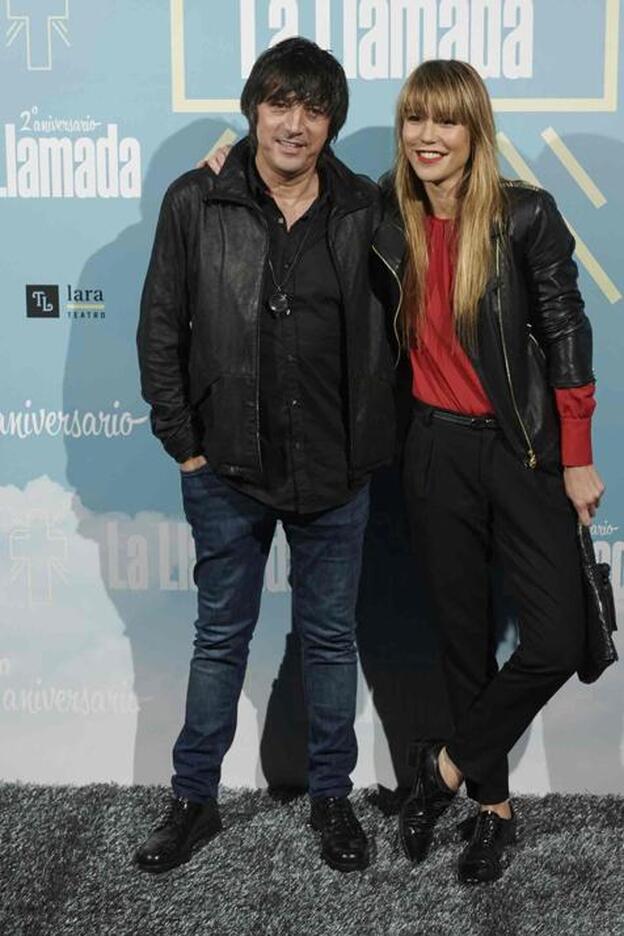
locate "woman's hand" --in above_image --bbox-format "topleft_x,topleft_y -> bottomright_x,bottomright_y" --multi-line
196,144 -> 233,172
563,465 -> 605,526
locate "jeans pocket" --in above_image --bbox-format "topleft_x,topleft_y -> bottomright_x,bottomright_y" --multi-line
180,462 -> 213,527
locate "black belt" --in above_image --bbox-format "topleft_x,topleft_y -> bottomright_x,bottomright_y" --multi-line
414,400 -> 499,430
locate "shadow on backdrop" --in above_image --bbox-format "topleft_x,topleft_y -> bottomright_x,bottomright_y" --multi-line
259,128 -> 523,798
531,134 -> 624,793
60,122 -> 585,796
338,128 -> 531,798
259,128 -> 405,795
63,120 -> 362,792
64,119 -> 239,786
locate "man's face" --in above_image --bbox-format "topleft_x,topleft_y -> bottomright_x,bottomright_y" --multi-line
255,97 -> 331,180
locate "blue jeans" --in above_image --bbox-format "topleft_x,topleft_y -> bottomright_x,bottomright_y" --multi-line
172,465 -> 370,802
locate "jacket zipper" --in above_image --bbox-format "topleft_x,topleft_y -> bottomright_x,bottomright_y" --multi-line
371,244 -> 403,367
327,214 -> 355,470
495,236 -> 537,469
255,224 -> 268,474
328,204 -> 378,473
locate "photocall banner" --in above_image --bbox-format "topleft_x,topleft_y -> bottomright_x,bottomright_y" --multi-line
0,0 -> 622,794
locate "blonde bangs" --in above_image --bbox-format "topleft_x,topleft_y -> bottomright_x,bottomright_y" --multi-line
398,72 -> 470,126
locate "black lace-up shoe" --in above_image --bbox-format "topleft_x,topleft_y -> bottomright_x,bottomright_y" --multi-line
135,796 -> 222,873
310,796 -> 370,872
457,807 -> 517,884
399,743 -> 457,863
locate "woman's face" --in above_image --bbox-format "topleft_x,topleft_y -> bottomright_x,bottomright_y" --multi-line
401,112 -> 471,192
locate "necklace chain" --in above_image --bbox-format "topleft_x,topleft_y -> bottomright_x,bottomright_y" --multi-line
266,198 -> 319,316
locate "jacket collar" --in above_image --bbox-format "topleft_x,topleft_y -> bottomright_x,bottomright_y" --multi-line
372,220 -> 405,276
201,136 -> 376,214
372,173 -> 405,274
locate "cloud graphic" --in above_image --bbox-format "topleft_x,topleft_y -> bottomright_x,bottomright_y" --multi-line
0,476 -> 137,784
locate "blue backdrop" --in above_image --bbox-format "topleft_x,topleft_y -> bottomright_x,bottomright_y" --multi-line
0,0 -> 622,794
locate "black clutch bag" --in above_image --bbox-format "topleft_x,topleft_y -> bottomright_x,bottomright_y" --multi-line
577,522 -> 618,684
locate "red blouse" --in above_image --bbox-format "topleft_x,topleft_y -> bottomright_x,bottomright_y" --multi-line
409,215 -> 594,466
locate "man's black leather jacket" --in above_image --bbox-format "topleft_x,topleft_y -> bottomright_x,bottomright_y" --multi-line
371,178 -> 594,471
137,139 -> 396,484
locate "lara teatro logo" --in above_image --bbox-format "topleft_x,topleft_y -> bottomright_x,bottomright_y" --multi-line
26,285 -> 59,318
25,282 -> 106,320
0,108 -> 142,200
5,0 -> 70,71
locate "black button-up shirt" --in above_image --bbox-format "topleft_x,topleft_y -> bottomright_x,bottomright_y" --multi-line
224,157 -> 358,513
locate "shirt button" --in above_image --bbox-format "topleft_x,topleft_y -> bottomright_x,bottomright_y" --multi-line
291,399 -> 300,407
278,217 -> 285,225
287,354 -> 295,363
294,442 -> 302,451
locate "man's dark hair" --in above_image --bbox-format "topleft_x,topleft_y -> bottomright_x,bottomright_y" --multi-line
240,37 -> 349,144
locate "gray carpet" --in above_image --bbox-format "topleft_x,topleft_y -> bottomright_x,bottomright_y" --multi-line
2,785 -> 623,936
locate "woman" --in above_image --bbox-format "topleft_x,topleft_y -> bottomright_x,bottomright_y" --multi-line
372,59 -> 604,884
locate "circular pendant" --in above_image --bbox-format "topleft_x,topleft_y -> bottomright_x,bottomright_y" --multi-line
268,291 -> 290,317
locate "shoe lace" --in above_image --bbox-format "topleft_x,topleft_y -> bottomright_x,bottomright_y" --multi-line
473,811 -> 500,850
158,798 -> 193,832
324,799 -> 360,835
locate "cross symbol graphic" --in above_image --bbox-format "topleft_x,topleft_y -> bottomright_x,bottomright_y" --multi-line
9,510 -> 68,606
6,0 -> 70,71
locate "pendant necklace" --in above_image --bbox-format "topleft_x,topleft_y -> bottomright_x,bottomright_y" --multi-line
266,199 -> 318,318
267,283 -> 290,317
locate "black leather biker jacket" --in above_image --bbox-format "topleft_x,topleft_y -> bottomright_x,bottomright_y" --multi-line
371,178 -> 594,471
137,139 -> 396,484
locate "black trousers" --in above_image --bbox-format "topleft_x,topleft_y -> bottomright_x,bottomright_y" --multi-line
403,404 -> 585,803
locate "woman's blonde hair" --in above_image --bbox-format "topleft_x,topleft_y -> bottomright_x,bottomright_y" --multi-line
394,60 -> 505,347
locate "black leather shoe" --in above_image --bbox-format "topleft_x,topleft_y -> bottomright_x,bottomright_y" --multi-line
399,743 -> 457,863
310,796 -> 369,872
457,807 -> 517,884
135,796 -> 222,873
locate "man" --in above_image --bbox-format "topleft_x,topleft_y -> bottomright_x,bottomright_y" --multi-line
135,37 -> 396,874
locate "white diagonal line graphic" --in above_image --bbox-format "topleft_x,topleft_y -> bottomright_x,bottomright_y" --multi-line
6,19 -> 23,44
52,19 -> 69,45
498,132 -> 621,305
541,128 -> 606,209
